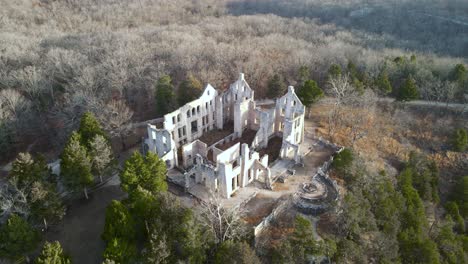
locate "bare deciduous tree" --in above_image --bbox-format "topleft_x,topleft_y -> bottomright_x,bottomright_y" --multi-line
198,192 -> 248,244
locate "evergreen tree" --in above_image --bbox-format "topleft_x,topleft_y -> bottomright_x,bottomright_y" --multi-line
10,153 -> 65,229
120,151 -> 168,195
452,128 -> 467,152
451,176 -> 468,218
375,70 -> 392,95
0,122 -> 14,160
214,241 -> 261,264
297,80 -> 323,118
267,74 -> 286,99
328,64 -> 342,79
0,214 -> 39,259
36,241 -> 71,264
435,217 -> 466,264
332,148 -> 353,175
297,65 -> 310,85
78,112 -> 107,149
444,202 -> 465,233
450,64 -> 467,85
177,74 -> 203,106
103,237 -> 137,264
60,132 -> 93,199
155,75 -> 175,117
398,77 -> 419,101
102,200 -> 135,243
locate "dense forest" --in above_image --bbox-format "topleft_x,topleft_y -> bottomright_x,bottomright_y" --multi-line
0,0 -> 467,263
1,0 -> 467,161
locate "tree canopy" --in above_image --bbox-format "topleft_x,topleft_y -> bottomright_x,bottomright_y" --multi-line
267,74 -> 286,99
0,214 -> 39,259
178,74 -> 203,106
120,151 -> 167,195
36,241 -> 71,264
60,131 -> 94,198
155,75 -> 175,117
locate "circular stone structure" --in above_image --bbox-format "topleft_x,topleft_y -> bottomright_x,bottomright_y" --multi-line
294,174 -> 338,215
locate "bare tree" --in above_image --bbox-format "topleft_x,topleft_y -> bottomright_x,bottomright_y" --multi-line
89,134 -> 113,182
99,100 -> 134,151
198,192 -> 248,244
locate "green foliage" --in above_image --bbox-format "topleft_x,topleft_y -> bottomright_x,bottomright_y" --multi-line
103,237 -> 137,264
398,228 -> 440,264
177,74 -> 203,106
398,77 -> 419,101
0,214 -> 39,259
332,148 -> 353,174
120,151 -> 168,195
102,200 -> 135,243
451,176 -> 468,218
267,74 -> 286,99
78,112 -> 107,149
328,64 -> 342,79
435,217 -> 467,264
60,132 -> 94,194
0,122 -> 14,160
214,241 -> 261,264
143,231 -> 170,264
146,194 -> 207,263
9,153 -> 65,226
36,241 -> 71,264
370,180 -> 403,236
397,168 -> 440,263
10,152 -> 50,188
452,128 -> 467,152
406,152 -> 439,202
375,70 -> 393,95
155,75 -> 175,117
297,65 -> 310,85
296,80 -> 323,107
444,202 -> 465,233
450,64 -> 467,85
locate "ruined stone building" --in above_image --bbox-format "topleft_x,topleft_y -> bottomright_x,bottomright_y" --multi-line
145,73 -> 305,198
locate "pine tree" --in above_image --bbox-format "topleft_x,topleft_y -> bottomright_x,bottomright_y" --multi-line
0,214 -> 39,259
452,128 -> 467,152
103,237 -> 137,264
328,64 -> 342,79
60,132 -> 93,199
102,200 -> 135,243
36,241 -> 71,264
398,77 -> 419,101
297,65 -> 310,85
297,80 -> 324,118
155,75 -> 175,117
375,70 -> 392,95
450,64 -> 467,85
78,112 -> 107,149
267,74 -> 286,99
120,151 -> 168,195
177,74 -> 203,106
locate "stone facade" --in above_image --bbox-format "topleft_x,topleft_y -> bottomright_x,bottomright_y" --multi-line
145,73 -> 305,198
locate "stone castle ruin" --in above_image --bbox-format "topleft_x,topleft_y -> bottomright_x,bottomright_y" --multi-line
145,73 -> 305,198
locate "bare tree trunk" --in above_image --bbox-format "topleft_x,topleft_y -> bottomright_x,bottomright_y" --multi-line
307,107 -> 311,119
84,187 -> 88,199
43,218 -> 48,230
99,174 -> 103,183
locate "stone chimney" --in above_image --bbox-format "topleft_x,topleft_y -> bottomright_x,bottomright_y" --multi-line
239,73 -> 244,80
288,86 -> 294,93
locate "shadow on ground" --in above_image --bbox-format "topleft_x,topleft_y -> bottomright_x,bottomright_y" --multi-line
45,186 -> 127,264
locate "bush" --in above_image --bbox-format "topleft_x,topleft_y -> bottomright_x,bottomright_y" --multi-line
452,128 -> 467,152
332,148 -> 354,173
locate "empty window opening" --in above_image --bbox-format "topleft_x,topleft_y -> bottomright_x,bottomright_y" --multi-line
192,108 -> 196,116
197,106 -> 200,113
191,120 -> 198,133
187,110 -> 191,118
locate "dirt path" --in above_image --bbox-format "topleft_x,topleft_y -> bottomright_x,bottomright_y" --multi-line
45,185 -> 127,264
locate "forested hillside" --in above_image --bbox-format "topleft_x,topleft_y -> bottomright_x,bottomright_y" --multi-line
1,0 -> 467,161
0,1 -> 467,262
